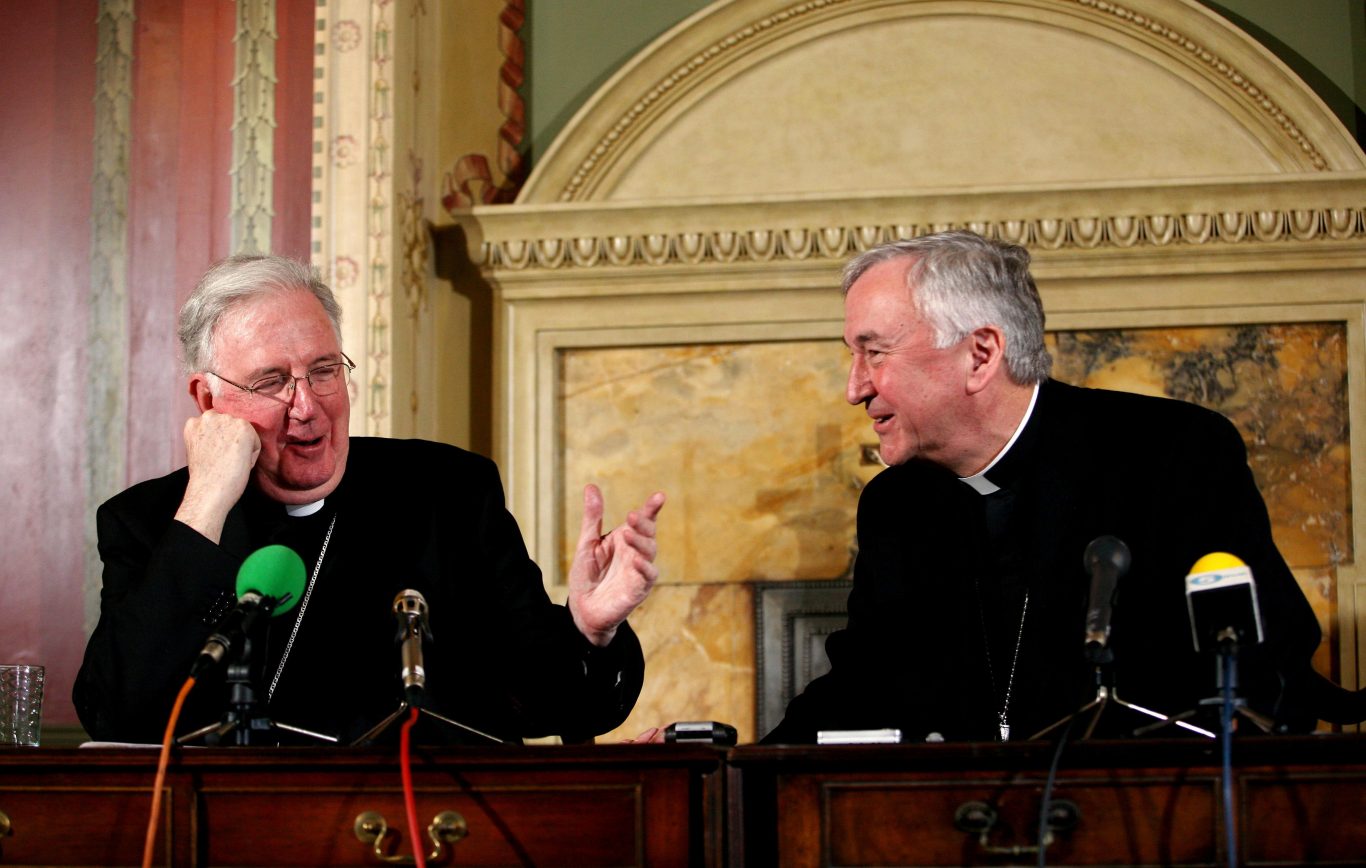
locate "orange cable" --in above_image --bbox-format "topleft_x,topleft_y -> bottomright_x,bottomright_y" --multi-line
142,676 -> 195,868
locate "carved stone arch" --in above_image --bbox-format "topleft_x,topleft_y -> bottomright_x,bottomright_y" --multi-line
520,0 -> 1365,204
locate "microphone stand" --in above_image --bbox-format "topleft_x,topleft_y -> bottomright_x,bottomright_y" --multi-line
1030,642 -> 1216,741
1034,536 -> 1211,740
1198,630 -> 1274,730
1196,630 -> 1262,868
178,635 -> 339,746
351,601 -> 506,747
352,691 -> 506,747
1131,629 -> 1272,739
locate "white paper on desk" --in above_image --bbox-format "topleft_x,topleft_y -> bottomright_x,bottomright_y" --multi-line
79,741 -> 204,749
816,728 -> 903,745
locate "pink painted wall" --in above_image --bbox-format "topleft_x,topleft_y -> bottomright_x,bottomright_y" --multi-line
273,0 -> 315,262
126,0 -> 313,484
125,0 -> 237,485
0,0 -> 312,731
0,0 -> 99,729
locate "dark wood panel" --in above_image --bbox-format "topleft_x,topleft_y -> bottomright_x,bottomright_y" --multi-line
198,785 -> 643,865
0,785 -> 171,867
819,776 -> 1218,866
735,736 -> 1366,867
0,745 -> 723,867
1242,769 -> 1366,864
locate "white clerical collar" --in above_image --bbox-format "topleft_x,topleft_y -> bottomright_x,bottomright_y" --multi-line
285,498 -> 325,517
958,382 -> 1041,496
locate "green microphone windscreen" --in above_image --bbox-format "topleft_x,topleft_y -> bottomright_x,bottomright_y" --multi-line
236,544 -> 307,617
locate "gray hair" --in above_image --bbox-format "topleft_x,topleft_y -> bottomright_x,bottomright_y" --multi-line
841,231 -> 1052,384
178,254 -> 343,375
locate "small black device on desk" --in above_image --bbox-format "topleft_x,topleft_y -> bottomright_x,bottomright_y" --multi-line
664,721 -> 738,745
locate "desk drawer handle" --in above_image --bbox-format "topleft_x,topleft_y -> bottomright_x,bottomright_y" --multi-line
0,809 -> 10,837
354,810 -> 467,863
953,799 -> 1080,858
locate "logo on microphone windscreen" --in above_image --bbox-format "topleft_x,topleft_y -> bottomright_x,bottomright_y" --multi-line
1184,552 -> 1264,651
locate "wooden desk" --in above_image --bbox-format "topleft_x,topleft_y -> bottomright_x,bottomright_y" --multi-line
729,736 -> 1366,866
0,744 -> 726,867
6,737 -> 1364,866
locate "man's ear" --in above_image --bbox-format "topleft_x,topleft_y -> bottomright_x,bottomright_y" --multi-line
188,374 -> 215,412
965,325 -> 1007,394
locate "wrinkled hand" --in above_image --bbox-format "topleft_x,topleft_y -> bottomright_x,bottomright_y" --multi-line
174,410 -> 261,543
568,485 -> 666,647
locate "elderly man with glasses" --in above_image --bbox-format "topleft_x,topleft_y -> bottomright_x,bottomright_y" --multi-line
75,254 -> 664,745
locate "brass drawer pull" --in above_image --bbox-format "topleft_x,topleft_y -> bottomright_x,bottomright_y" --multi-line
354,809 -> 467,864
0,809 -> 11,837
953,798 -> 1080,858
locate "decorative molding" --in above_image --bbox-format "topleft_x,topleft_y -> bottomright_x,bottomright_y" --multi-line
231,0 -> 277,254
86,0 -> 134,634
479,206 -> 1366,271
366,0 -> 395,436
495,0 -> 527,187
543,0 -> 1345,202
556,0 -> 846,202
313,1 -> 386,435
400,172 -> 427,317
400,3 -> 428,323
399,4 -> 429,423
310,4 -> 330,263
439,0 -> 526,210
1069,0 -> 1327,171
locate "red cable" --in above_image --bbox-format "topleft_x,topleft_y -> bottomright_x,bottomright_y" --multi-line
400,705 -> 426,868
143,676 -> 195,868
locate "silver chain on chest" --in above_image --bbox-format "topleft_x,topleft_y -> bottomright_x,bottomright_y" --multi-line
996,592 -> 1029,741
267,512 -> 336,703
980,589 -> 1030,742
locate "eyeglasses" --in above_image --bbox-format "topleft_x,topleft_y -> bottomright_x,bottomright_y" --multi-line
210,353 -> 355,401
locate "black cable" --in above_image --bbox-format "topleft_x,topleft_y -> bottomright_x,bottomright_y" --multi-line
1036,711 -> 1077,868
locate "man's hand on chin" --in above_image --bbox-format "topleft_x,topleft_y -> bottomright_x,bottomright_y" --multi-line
175,410 -> 261,544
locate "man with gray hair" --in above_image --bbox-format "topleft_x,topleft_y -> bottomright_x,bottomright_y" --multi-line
76,254 -> 664,744
763,230 -> 1326,743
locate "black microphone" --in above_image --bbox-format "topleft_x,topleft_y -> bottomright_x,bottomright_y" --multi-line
1185,552 -> 1264,652
393,589 -> 430,707
191,545 -> 306,677
1083,535 -> 1131,662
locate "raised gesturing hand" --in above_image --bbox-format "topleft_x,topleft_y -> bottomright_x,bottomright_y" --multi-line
567,484 -> 666,647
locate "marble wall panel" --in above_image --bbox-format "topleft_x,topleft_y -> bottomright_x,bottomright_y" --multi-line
559,343 -> 873,585
562,323 -> 1349,742
597,581 -> 755,744
1048,323 -> 1350,570
1293,565 -> 1339,680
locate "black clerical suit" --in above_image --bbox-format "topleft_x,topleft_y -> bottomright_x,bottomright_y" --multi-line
764,380 -> 1322,744
75,437 -> 643,745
